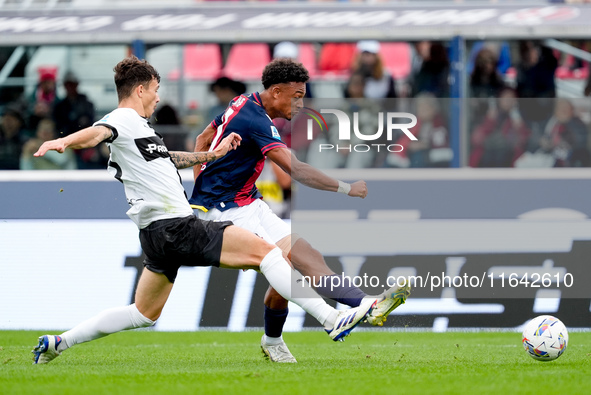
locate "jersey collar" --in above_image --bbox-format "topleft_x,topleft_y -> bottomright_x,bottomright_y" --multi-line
251,92 -> 263,107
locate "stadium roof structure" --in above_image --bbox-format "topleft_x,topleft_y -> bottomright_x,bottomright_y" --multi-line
0,2 -> 590,45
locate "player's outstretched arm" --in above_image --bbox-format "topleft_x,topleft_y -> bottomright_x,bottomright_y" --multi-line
34,126 -> 113,157
170,132 -> 241,169
266,146 -> 367,198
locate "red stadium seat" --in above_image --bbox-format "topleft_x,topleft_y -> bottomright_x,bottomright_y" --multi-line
223,43 -> 271,80
298,43 -> 318,78
317,43 -> 356,79
168,44 -> 222,80
380,42 -> 412,80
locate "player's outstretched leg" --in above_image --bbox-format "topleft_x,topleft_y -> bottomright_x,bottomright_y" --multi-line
220,226 -> 375,342
366,278 -> 411,326
32,335 -> 63,364
289,238 -> 368,308
31,270 -> 165,365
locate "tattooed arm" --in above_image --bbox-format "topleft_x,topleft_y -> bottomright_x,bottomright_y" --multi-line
169,151 -> 220,169
169,132 -> 242,169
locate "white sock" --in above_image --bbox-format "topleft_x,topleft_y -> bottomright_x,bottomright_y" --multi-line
259,248 -> 338,328
262,334 -> 284,346
59,303 -> 154,351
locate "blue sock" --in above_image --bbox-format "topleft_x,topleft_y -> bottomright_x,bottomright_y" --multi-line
314,274 -> 367,307
264,306 -> 288,338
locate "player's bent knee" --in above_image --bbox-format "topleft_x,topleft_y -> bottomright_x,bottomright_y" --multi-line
220,226 -> 277,269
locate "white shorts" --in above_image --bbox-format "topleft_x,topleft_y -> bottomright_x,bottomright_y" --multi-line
196,199 -> 290,245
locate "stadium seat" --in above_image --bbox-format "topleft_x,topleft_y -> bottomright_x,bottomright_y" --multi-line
298,43 -> 318,78
168,44 -> 222,80
223,43 -> 271,80
380,42 -> 412,80
317,43 -> 356,79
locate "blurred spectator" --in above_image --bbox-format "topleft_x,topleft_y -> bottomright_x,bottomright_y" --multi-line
26,66 -> 59,132
154,103 -> 186,151
516,41 -> 558,99
515,41 -> 558,128
343,72 -> 366,99
20,118 -> 77,170
53,71 -> 95,137
306,71 -> 384,169
410,41 -> 431,78
469,48 -> 506,99
389,93 -> 451,168
187,76 -> 246,151
411,42 -> 450,98
469,47 -> 507,128
207,76 -> 246,120
469,88 -> 531,168
0,106 -> 27,170
273,41 -> 298,60
343,72 -> 384,168
351,40 -> 396,99
405,41 -> 431,98
273,41 -> 313,98
518,98 -> 590,167
466,41 -> 512,76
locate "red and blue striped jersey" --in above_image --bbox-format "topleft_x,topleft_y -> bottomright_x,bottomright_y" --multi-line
189,92 -> 286,211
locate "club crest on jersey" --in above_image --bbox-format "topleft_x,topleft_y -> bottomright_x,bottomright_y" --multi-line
271,125 -> 280,140
135,136 -> 169,161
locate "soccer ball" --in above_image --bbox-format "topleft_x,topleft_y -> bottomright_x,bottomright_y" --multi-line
522,315 -> 568,361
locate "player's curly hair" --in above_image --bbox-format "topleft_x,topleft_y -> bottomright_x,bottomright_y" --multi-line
113,55 -> 161,101
261,58 -> 309,89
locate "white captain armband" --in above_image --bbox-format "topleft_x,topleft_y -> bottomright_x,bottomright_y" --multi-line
337,180 -> 351,195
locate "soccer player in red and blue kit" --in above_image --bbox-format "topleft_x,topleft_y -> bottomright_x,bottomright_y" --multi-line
190,58 -> 410,363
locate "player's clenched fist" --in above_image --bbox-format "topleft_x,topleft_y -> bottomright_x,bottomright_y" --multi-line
349,180 -> 368,198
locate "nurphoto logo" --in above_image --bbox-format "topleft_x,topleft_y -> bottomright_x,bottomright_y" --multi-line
302,107 -> 418,153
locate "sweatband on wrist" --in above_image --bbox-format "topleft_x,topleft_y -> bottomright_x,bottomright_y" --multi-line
337,180 -> 351,195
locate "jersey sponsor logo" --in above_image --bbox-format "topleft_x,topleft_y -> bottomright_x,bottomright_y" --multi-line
233,96 -> 246,107
135,136 -> 169,161
271,125 -> 280,140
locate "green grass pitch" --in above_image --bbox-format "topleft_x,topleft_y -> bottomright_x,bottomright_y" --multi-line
1,330 -> 590,394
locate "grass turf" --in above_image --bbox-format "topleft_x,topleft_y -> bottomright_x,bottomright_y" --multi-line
1,330 -> 589,394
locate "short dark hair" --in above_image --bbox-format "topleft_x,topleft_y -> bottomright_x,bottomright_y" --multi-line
113,56 -> 161,101
209,76 -> 246,95
261,58 -> 309,90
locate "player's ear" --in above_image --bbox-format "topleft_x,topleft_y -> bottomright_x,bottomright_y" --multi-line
271,85 -> 282,99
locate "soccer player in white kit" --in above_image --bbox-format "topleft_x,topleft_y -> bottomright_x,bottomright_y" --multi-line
31,56 -> 380,364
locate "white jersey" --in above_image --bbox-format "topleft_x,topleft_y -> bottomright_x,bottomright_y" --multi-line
94,108 -> 193,229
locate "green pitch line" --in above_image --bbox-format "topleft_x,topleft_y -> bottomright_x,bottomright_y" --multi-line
1,331 -> 589,395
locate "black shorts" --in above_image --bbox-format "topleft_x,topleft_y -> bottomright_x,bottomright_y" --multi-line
139,215 -> 233,283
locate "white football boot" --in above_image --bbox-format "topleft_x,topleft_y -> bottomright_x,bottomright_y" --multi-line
32,335 -> 63,364
261,335 -> 297,363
